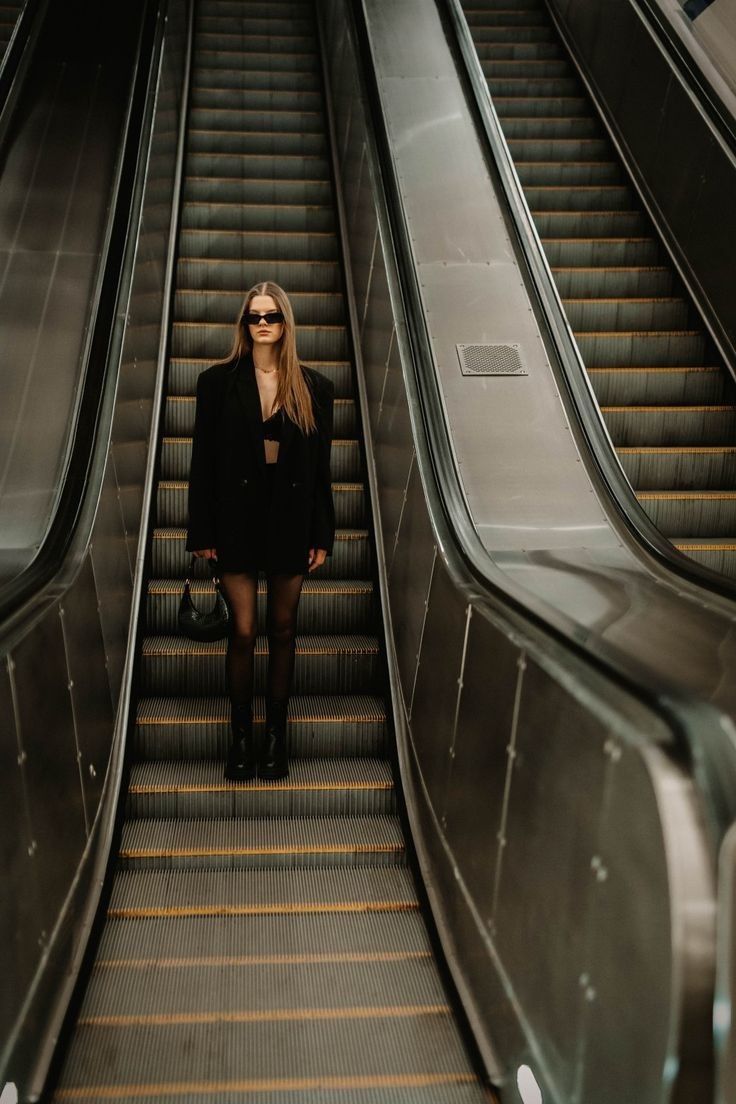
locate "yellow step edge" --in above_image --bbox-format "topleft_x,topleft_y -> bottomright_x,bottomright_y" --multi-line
107,900 -> 419,919
136,713 -> 383,725
120,843 -> 404,859
183,200 -> 331,208
190,127 -> 324,137
79,1004 -> 446,1028
128,780 -> 393,794
54,1071 -> 482,1100
543,236 -> 652,243
95,951 -> 430,970
676,543 -> 736,550
184,174 -> 330,183
177,257 -> 338,265
618,446 -> 736,454
601,404 -> 734,412
180,227 -> 333,237
639,492 -> 736,500
562,296 -> 681,303
588,366 -> 715,372
576,329 -> 700,337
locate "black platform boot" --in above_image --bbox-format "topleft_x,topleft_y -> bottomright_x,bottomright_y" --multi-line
258,696 -> 289,779
224,702 -> 256,781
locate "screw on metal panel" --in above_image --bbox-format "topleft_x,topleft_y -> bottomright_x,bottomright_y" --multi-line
68,681 -> 74,691
517,655 -> 526,671
17,750 -> 26,766
27,840 -> 37,857
497,834 -> 506,847
89,764 -> 96,779
506,745 -> 516,759
585,987 -> 596,1002
579,973 -> 590,987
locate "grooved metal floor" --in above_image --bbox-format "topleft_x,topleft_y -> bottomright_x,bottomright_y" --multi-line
53,2 -> 493,1099
464,0 -> 736,578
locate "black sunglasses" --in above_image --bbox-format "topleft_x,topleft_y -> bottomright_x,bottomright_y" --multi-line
243,310 -> 285,326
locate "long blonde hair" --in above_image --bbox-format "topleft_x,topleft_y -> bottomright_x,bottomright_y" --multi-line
217,281 -> 317,435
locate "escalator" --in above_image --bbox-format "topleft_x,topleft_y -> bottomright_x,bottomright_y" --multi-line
0,2 -> 22,60
51,1 -> 493,1098
462,0 -> 736,580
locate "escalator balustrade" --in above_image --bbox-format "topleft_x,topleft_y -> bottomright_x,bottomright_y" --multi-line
463,0 -> 736,579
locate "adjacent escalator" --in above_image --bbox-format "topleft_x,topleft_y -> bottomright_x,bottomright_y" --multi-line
462,0 -> 736,579
0,1 -> 23,61
51,1 -> 493,1098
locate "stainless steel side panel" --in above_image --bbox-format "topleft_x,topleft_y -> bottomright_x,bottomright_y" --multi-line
319,2 -> 722,1099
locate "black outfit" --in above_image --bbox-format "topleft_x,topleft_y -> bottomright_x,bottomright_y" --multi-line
185,351 -> 336,572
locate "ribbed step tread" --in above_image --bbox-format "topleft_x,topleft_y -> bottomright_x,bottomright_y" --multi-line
148,577 -> 372,596
142,633 -> 379,656
136,693 -> 385,725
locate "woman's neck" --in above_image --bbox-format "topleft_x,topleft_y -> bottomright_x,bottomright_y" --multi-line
252,345 -> 280,373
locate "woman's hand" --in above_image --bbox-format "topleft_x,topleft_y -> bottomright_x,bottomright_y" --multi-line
194,548 -> 217,559
308,548 -> 327,573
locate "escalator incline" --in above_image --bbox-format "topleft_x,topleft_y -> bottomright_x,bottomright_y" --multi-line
52,2 -> 493,1099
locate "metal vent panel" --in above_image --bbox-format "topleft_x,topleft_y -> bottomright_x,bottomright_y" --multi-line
456,342 -> 527,376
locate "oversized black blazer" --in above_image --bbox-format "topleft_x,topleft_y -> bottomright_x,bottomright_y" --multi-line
185,353 -> 336,571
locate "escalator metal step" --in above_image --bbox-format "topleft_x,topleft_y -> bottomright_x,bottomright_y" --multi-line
134,693 -> 387,760
637,491 -> 736,537
552,266 -> 674,297
118,815 -> 406,870
180,200 -> 335,232
170,318 -> 347,356
618,446 -> 736,490
163,394 -> 355,434
140,634 -> 380,695
167,356 -> 353,395
601,405 -> 736,445
159,435 -> 360,481
156,480 -> 364,528
146,576 -> 373,633
174,287 -> 344,323
588,366 -> 729,406
126,758 -> 395,818
176,255 -> 342,291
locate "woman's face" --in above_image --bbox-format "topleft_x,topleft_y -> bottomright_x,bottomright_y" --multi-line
246,294 -> 285,349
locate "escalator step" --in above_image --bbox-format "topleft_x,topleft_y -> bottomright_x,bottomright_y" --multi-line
170,318 -> 347,357
525,183 -> 633,210
158,435 -> 360,480
671,539 -> 736,575
618,446 -> 736,490
561,297 -> 690,330
140,634 -> 380,695
637,491 -> 736,537
552,266 -> 674,297
601,405 -> 736,445
176,226 -> 338,261
588,366 -> 729,406
163,394 -> 355,435
188,128 -> 327,156
191,65 -> 321,91
167,356 -> 353,395
118,814 -> 406,870
126,758 -> 395,818
181,201 -> 335,232
157,479 -> 364,528
575,331 -> 706,368
174,287 -> 344,323
176,256 -> 342,292
191,85 -> 323,110
146,576 -> 373,633
134,693 -> 387,760
540,238 -> 661,266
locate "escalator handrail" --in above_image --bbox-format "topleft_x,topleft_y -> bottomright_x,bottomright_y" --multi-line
441,0 -> 736,610
347,0 -> 736,848
0,0 -> 48,137
0,0 -> 164,641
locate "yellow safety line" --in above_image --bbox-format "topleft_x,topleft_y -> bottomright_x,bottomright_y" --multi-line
136,714 -> 382,724
184,174 -> 330,183
128,780 -> 393,794
602,404 -> 734,412
576,329 -> 699,337
120,843 -> 404,859
108,900 -> 419,919
180,227 -> 333,236
95,950 -> 431,970
78,1004 -> 449,1027
177,256 -> 337,264
639,492 -> 736,500
676,543 -> 736,550
562,296 -> 679,303
588,365 -> 714,372
617,446 -> 736,454
55,1072 -> 480,1100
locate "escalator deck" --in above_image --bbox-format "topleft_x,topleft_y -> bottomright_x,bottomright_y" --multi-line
464,0 -> 736,579
52,2 -> 493,1100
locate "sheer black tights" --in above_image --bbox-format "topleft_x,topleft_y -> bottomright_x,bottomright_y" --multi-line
221,571 -> 304,705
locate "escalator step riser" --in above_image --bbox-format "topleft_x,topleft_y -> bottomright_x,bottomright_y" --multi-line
181,201 -> 335,233
118,815 -> 406,872
188,129 -> 327,157
494,96 -> 589,118
483,61 -> 570,80
562,299 -> 691,331
576,332 -> 706,367
57,1018 -> 484,1094
618,450 -> 736,490
176,257 -> 342,293
192,65 -> 321,91
505,138 -> 610,160
197,16 -> 315,36
533,211 -> 646,237
177,228 -> 338,262
541,239 -> 661,266
186,151 -> 330,178
146,582 -> 373,634
196,33 -> 317,56
524,184 -> 633,211
96,909 -> 430,962
151,528 -> 370,579
476,41 -> 563,60
194,50 -> 319,74
638,496 -> 736,538
134,714 -> 387,763
552,267 -> 674,297
487,76 -> 579,96
192,86 -> 323,112
77,953 -> 449,1019
157,482 -> 365,528
140,646 -> 379,696
589,367 -> 728,406
125,784 -> 396,821
170,321 -> 348,358
516,161 -> 623,186
674,546 -> 736,576
471,26 -> 557,44
602,408 -> 736,445
163,396 -> 356,436
199,0 -> 312,15
159,436 -> 361,481
160,438 -> 361,482
500,116 -> 601,139
183,176 -> 333,206
167,357 -> 353,397
174,288 -> 344,325
190,107 -> 324,135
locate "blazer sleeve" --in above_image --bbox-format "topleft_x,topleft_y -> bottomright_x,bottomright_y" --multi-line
309,376 -> 336,554
185,370 -> 218,552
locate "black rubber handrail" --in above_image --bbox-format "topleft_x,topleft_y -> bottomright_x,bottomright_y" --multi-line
346,0 -> 736,848
441,0 -> 736,611
0,0 -> 163,638
0,0 -> 47,129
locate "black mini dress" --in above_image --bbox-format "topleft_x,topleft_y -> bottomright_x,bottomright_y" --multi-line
248,407 -> 307,576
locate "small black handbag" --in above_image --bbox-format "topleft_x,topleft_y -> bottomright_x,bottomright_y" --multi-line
177,556 -> 231,642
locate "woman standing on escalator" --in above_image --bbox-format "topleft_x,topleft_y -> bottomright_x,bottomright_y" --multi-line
186,281 -> 335,782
